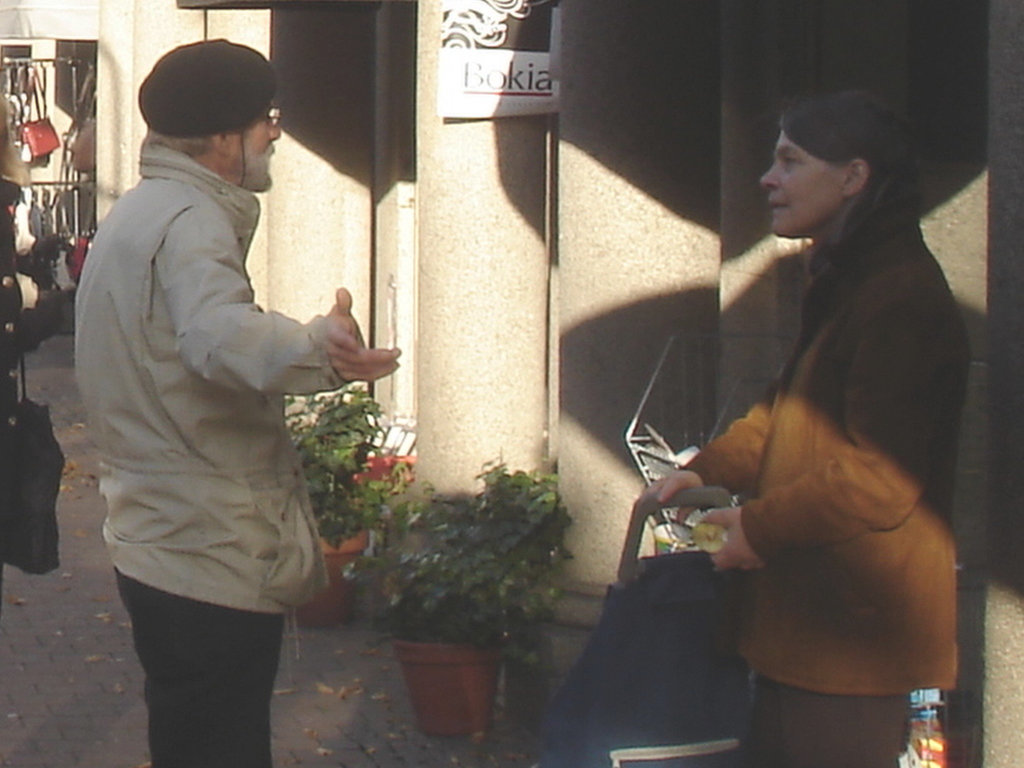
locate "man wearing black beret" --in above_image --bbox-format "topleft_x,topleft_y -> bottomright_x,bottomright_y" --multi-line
75,39 -> 400,768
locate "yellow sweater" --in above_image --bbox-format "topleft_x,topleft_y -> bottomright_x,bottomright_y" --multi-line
689,208 -> 969,695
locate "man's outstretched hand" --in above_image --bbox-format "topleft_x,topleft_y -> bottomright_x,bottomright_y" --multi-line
325,288 -> 400,382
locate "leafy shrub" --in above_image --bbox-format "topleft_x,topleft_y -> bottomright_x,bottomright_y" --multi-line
286,387 -> 407,547
372,463 -> 571,662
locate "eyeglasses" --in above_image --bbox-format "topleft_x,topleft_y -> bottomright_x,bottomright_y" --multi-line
266,106 -> 281,127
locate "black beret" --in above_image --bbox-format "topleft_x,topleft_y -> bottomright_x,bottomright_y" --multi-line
139,39 -> 276,138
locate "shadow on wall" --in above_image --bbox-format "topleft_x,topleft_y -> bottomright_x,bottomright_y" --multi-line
548,0 -> 987,261
559,288 -> 720,475
270,6 -> 377,190
544,0 -> 722,241
560,290 -> 790,481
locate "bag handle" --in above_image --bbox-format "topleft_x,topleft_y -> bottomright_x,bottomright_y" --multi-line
29,66 -> 47,121
616,485 -> 733,585
19,354 -> 28,401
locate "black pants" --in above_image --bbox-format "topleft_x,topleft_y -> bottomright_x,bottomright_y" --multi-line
115,571 -> 285,768
745,676 -> 908,768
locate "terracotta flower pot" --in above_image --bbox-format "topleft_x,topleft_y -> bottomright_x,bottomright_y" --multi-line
392,639 -> 502,735
295,530 -> 369,628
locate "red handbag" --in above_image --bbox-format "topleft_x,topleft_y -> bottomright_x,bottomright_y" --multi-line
67,235 -> 90,284
19,67 -> 60,161
21,118 -> 60,160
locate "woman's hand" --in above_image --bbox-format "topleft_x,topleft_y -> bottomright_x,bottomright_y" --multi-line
632,470 -> 707,527
649,469 -> 705,505
702,506 -> 765,571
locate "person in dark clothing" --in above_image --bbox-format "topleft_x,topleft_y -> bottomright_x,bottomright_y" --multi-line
0,97 -> 66,618
646,91 -> 970,767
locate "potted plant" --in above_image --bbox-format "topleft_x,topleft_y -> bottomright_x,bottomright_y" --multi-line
365,463 -> 572,735
286,386 -> 410,627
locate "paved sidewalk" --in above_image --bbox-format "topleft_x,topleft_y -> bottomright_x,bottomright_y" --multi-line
0,334 -> 541,768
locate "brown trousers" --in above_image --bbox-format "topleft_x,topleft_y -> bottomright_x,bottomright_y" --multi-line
745,677 -> 908,768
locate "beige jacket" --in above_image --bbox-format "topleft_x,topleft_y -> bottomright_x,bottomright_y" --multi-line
75,142 -> 339,613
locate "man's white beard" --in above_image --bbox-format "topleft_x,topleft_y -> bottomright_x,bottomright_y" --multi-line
241,144 -> 273,192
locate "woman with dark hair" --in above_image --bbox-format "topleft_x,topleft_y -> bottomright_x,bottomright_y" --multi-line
0,96 -> 64,619
648,91 -> 970,767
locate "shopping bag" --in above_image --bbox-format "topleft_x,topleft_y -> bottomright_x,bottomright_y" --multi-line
2,361 -> 63,575
540,487 -> 751,768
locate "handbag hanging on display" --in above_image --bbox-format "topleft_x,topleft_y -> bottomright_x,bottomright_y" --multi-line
2,356 -> 63,575
19,67 -> 60,163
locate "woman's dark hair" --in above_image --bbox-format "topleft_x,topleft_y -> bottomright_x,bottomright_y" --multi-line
780,90 -> 920,231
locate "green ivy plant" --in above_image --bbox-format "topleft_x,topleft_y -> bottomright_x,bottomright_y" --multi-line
286,387 -> 408,548
368,463 -> 572,663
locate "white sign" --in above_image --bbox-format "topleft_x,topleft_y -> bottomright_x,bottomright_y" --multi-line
438,0 -> 560,119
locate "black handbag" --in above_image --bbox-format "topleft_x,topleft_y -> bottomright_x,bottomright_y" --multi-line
2,358 -> 63,575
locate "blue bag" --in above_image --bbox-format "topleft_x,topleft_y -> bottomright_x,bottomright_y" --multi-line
539,489 -> 751,768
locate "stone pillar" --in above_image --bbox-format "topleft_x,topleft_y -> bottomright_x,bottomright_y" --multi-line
556,0 -> 721,588
985,1 -> 1024,763
413,2 -> 550,493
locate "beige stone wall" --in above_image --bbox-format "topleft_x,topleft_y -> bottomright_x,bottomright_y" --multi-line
557,142 -> 721,586
555,1 -> 723,587
262,8 -> 376,326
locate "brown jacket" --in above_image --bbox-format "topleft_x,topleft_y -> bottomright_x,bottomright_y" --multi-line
689,203 -> 969,695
